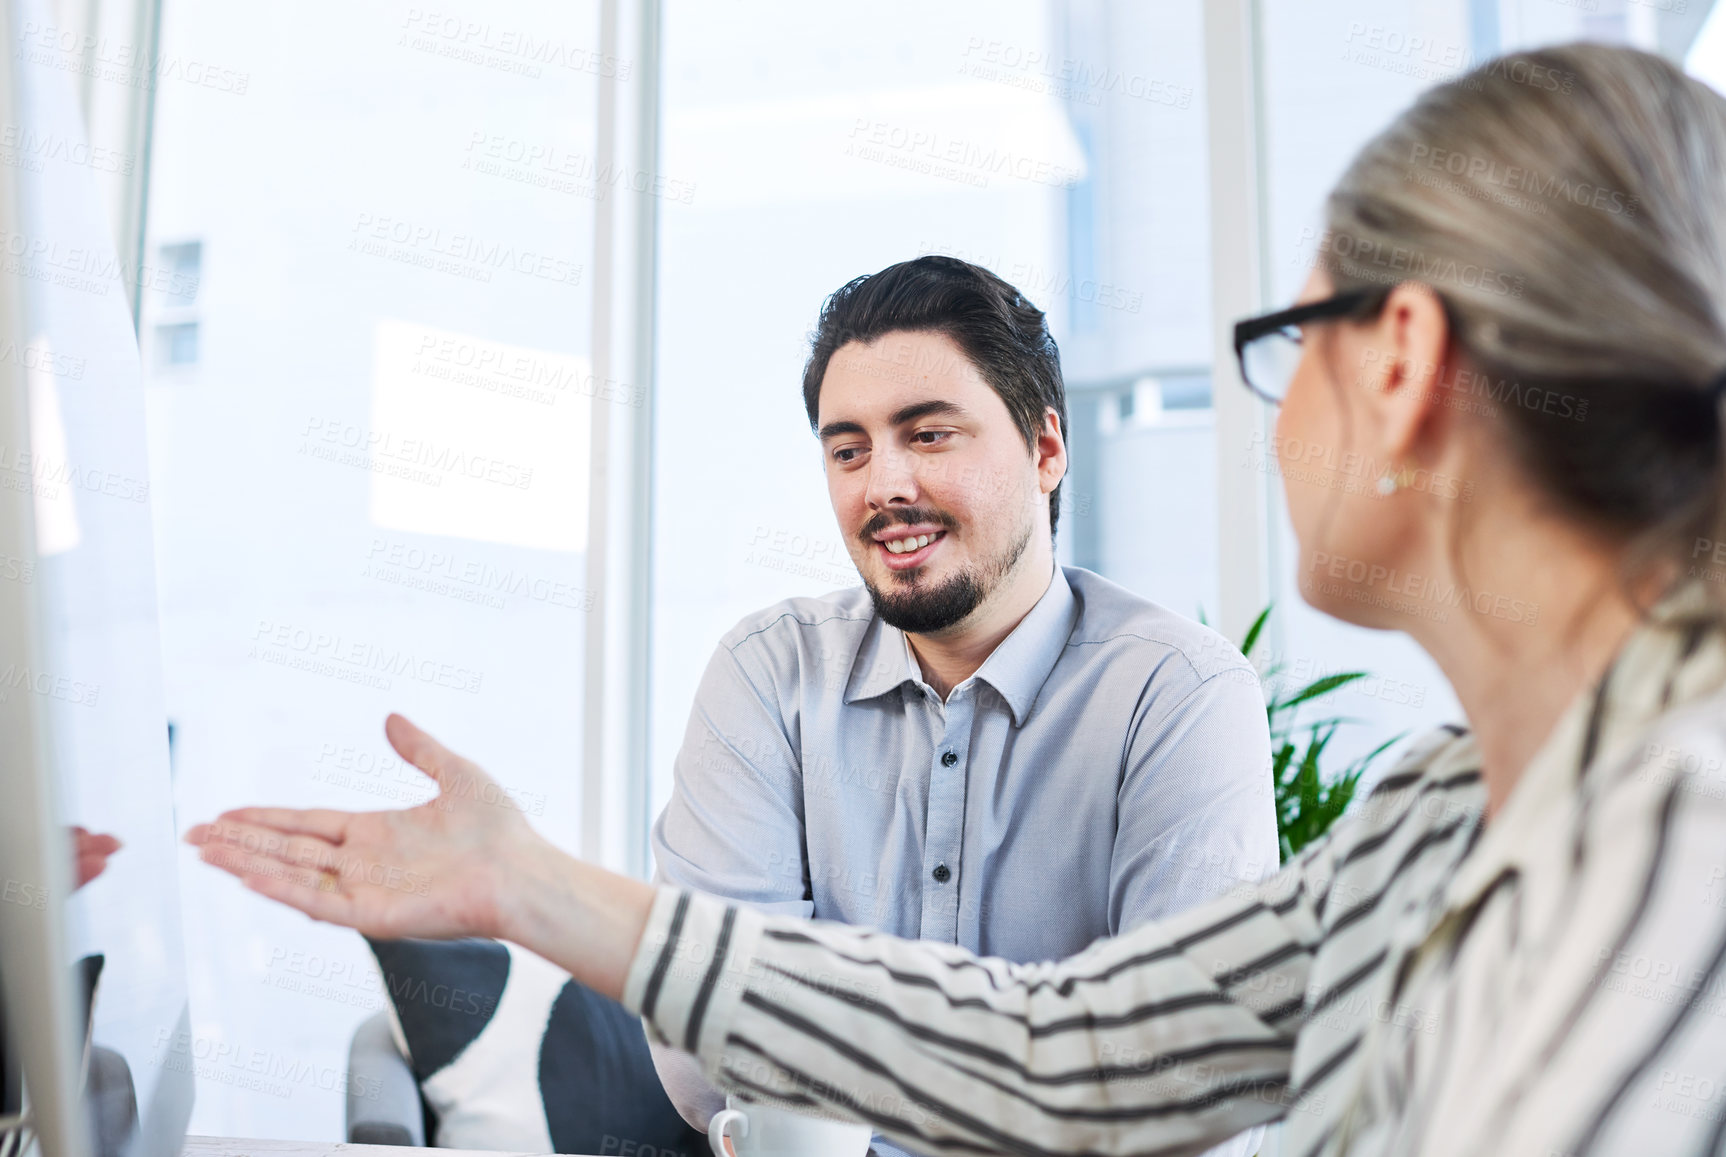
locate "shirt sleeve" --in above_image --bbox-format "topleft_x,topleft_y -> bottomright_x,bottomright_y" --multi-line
646,638 -> 818,1125
651,639 -> 815,918
1110,664 -> 1280,931
622,838 -> 1334,1157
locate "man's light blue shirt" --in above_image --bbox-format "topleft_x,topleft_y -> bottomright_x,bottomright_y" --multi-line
653,564 -> 1278,956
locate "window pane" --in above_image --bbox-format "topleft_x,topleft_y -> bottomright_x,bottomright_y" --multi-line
160,241 -> 202,306
139,0 -> 602,1138
154,321 -> 198,367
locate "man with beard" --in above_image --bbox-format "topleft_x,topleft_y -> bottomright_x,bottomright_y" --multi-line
648,256 -> 1275,1157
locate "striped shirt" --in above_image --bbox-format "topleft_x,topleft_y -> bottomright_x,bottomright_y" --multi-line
622,584 -> 1726,1156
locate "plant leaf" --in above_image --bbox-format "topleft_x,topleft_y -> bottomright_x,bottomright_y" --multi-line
1242,602 -> 1405,863
1278,672 -> 1368,711
1239,604 -> 1273,659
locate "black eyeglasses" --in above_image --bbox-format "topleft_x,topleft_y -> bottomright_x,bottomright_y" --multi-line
1232,288 -> 1389,404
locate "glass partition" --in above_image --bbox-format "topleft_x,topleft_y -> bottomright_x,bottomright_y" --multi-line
2,1 -> 194,1152
138,0 -> 604,1138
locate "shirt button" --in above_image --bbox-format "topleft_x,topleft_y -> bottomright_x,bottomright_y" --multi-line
932,863 -> 951,883
940,750 -> 958,767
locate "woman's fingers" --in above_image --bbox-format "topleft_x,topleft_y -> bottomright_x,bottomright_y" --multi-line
385,713 -> 466,786
73,838 -> 119,888
208,825 -> 423,936
198,839 -> 331,894
184,715 -> 524,941
190,813 -> 433,907
189,817 -> 347,876
70,827 -> 122,883
213,806 -> 352,843
70,826 -> 121,853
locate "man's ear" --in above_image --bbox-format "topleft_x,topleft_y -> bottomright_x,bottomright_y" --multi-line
1036,408 -> 1067,495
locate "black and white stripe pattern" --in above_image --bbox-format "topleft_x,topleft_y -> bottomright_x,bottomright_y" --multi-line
624,591 -> 1726,1156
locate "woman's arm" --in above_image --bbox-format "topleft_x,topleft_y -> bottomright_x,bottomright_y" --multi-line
188,715 -> 1325,1155
619,879 -> 1317,1155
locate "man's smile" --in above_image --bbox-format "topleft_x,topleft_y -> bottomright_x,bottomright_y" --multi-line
871,525 -> 948,571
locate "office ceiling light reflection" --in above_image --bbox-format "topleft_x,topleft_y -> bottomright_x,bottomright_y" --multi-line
671,81 -> 1088,210
368,320 -> 590,553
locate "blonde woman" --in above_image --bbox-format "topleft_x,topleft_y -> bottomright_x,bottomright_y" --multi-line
191,43 -> 1726,1156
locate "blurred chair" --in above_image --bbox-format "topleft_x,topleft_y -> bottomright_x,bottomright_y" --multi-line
345,1012 -> 426,1147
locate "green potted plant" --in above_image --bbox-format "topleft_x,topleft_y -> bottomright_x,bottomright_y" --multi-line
1216,605 -> 1405,862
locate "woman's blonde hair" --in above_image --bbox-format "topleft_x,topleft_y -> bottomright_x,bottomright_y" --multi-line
1323,43 -> 1726,611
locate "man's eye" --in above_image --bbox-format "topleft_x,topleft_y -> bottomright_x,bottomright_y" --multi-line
912,430 -> 952,445
832,447 -> 862,463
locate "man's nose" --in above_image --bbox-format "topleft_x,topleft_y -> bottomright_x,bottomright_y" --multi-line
863,448 -> 919,510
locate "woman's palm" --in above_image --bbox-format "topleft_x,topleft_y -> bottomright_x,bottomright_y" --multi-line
187,714 -> 539,941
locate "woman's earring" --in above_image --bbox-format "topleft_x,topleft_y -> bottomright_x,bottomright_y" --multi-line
1376,464 -> 1413,496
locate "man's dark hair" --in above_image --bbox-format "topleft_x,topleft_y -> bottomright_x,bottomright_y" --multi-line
801,255 -> 1069,537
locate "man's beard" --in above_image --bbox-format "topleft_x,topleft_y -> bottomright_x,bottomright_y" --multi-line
864,516 -> 1033,635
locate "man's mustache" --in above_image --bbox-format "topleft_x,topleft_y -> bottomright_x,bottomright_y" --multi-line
858,508 -> 960,545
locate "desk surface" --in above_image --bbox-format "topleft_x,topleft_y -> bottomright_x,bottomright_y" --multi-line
185,1136 -> 599,1157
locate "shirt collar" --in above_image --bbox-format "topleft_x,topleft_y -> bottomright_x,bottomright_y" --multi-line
844,565 -> 1078,726
1443,581 -> 1726,912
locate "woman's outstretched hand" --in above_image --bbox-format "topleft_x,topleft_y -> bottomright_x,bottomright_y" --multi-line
184,713 -> 545,942
71,826 -> 121,889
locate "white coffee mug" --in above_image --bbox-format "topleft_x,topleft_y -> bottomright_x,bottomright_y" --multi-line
707,1095 -> 873,1157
